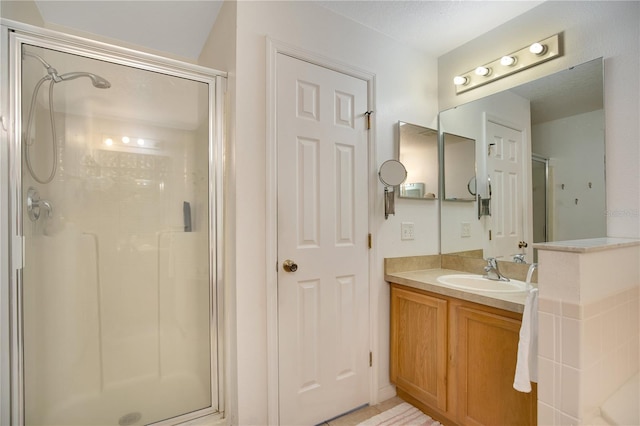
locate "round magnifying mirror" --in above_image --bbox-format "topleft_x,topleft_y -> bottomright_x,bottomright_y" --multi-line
378,160 -> 407,187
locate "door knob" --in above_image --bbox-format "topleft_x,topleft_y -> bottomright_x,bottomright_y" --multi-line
282,259 -> 298,273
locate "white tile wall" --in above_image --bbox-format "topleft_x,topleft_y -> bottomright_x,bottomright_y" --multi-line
537,285 -> 639,424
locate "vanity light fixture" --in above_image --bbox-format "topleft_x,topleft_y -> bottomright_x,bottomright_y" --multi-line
500,55 -> 517,66
475,66 -> 491,77
453,75 -> 469,86
529,42 -> 547,55
453,33 -> 562,94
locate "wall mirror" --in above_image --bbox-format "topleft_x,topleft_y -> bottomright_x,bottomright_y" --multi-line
443,132 -> 476,201
439,58 -> 605,263
398,121 -> 438,199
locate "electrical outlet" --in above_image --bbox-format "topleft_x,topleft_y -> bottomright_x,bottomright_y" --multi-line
401,222 -> 415,240
461,222 -> 471,238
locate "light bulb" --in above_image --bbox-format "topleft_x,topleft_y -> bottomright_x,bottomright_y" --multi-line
104,138 -> 113,146
137,138 -> 145,146
122,136 -> 130,144
453,75 -> 468,86
500,56 -> 516,66
475,66 -> 491,77
529,42 -> 546,55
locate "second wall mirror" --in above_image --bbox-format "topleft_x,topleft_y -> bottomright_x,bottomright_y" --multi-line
398,121 -> 438,200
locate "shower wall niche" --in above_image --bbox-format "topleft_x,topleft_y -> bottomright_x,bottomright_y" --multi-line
16,41 -> 220,425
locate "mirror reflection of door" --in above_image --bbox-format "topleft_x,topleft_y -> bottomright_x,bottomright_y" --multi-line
485,121 -> 529,261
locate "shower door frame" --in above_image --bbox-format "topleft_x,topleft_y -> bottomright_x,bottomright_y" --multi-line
531,154 -> 549,243
0,20 -> 226,425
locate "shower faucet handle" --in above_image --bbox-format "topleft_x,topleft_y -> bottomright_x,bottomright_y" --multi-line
26,187 -> 53,222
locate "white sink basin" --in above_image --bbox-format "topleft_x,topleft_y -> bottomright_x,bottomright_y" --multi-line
436,274 -> 528,293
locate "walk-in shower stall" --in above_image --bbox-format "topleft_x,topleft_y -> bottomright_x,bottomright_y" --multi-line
1,23 -> 225,425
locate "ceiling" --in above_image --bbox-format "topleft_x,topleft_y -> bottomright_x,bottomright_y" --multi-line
34,0 -> 599,123
316,1 -> 544,57
34,1 -> 545,60
34,1 -> 224,60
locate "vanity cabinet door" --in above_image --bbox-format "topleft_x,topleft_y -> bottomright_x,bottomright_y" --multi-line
390,285 -> 448,412
454,304 -> 536,426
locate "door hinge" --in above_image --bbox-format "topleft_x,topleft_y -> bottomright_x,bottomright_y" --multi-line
369,351 -> 373,367
364,111 -> 374,130
368,233 -> 372,249
489,229 -> 492,241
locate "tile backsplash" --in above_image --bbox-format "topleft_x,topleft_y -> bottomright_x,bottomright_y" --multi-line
383,254 -> 536,282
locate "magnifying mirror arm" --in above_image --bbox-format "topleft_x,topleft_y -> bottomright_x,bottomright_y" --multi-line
477,175 -> 492,219
384,186 -> 395,219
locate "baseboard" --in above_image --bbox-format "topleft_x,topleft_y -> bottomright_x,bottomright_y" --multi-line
377,383 -> 397,403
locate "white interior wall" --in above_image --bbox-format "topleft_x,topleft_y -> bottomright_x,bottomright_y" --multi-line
532,110 -> 606,241
0,1 -> 44,28
201,1 -> 438,423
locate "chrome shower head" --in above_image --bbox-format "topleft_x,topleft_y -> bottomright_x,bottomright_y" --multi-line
58,72 -> 111,89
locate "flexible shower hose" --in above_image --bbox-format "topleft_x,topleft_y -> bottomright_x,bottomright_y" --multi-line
24,75 -> 58,184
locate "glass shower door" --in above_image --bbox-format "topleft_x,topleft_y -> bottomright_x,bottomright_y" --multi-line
18,41 -> 216,425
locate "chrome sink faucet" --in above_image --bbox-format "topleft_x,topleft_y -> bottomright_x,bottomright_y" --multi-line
484,257 -> 510,282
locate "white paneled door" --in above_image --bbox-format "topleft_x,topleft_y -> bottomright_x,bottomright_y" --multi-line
276,53 -> 370,425
485,120 -> 528,261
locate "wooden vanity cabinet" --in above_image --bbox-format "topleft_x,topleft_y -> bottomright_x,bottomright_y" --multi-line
390,286 -> 448,413
390,284 -> 537,426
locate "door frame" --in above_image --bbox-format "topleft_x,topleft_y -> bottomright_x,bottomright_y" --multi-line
0,20 -> 227,425
265,38 -> 377,425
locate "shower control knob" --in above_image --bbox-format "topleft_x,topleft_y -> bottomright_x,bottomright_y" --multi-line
282,259 -> 298,273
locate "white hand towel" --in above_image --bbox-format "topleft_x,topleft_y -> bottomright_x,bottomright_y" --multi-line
513,288 -> 538,393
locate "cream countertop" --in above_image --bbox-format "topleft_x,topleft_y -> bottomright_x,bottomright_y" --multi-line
385,268 -> 529,314
533,237 -> 640,253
